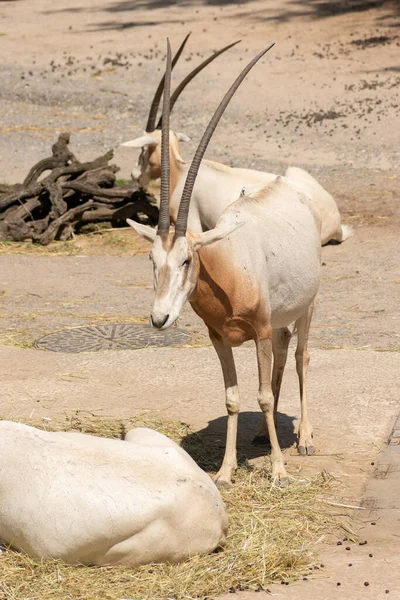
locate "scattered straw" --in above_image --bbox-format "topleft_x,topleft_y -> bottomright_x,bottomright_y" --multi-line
0,413 -> 349,600
0,228 -> 150,257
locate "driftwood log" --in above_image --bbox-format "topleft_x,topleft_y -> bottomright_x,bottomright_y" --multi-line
0,133 -> 158,244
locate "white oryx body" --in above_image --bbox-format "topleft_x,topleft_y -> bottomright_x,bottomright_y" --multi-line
284,166 -> 349,245
189,178 -> 321,337
0,421 -> 227,565
123,129 -> 350,244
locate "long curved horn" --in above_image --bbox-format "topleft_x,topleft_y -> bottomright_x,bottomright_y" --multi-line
145,33 -> 191,133
174,43 -> 275,237
155,40 -> 241,130
157,39 -> 172,236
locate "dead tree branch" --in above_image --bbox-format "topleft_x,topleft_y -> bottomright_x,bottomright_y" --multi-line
0,134 -> 158,244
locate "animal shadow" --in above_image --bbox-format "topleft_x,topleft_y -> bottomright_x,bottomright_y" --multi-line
181,410 -> 297,473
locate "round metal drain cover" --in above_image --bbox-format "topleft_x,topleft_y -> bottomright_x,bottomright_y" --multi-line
34,323 -> 191,353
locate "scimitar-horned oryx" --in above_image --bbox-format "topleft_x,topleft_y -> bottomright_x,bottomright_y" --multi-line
0,422 -> 227,565
128,41 -> 321,486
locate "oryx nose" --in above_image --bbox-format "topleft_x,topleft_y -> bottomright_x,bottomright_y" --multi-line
151,314 -> 169,329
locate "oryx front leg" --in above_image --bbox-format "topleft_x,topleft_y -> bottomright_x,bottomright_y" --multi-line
256,336 -> 288,481
295,305 -> 315,456
210,332 -> 239,487
253,327 -> 292,445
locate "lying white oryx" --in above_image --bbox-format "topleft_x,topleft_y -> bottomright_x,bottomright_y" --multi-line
128,42 -> 321,485
121,37 -> 350,245
0,421 -> 227,564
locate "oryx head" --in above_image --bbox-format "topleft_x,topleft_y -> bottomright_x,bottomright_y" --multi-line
121,35 -> 240,188
128,40 -> 275,330
122,129 -> 190,188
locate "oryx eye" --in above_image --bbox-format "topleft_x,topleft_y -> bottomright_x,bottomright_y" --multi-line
182,258 -> 191,267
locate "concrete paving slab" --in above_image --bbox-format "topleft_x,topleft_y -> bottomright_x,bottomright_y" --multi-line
219,548 -> 400,599
361,413 -> 400,549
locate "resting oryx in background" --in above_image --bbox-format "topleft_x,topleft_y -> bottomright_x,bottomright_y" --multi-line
0,421 -> 227,565
128,41 -> 321,485
121,36 -> 350,246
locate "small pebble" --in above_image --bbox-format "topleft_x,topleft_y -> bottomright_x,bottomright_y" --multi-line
369,553 -> 373,557
348,563 -> 352,567
385,590 -> 390,594
337,582 -> 341,586
364,582 -> 370,587
359,540 -> 368,546
337,541 -> 343,546
346,547 -> 351,551
371,522 -> 376,525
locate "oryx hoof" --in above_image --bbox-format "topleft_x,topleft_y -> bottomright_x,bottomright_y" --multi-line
298,444 -> 316,456
278,476 -> 290,487
213,469 -> 234,488
271,474 -> 290,487
215,479 -> 231,489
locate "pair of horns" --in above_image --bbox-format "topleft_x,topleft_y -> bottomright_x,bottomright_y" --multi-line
157,40 -> 275,237
145,34 -> 241,133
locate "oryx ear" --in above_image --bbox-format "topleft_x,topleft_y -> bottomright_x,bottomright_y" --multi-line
121,135 -> 158,148
126,219 -> 156,243
176,132 -> 191,143
192,221 -> 244,251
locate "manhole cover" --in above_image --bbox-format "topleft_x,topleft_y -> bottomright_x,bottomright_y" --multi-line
34,323 -> 191,353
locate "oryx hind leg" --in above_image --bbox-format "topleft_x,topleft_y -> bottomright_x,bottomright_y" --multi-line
295,304 -> 315,456
256,335 -> 287,480
210,331 -> 240,487
253,327 -> 292,445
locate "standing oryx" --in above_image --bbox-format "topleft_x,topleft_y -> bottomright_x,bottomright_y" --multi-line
121,36 -> 350,246
128,41 -> 321,485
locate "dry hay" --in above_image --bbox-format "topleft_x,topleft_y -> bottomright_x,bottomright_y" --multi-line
0,226 -> 151,257
0,413 -> 350,600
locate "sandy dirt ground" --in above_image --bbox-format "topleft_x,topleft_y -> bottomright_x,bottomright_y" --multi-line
0,0 -> 399,179
0,0 -> 399,598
